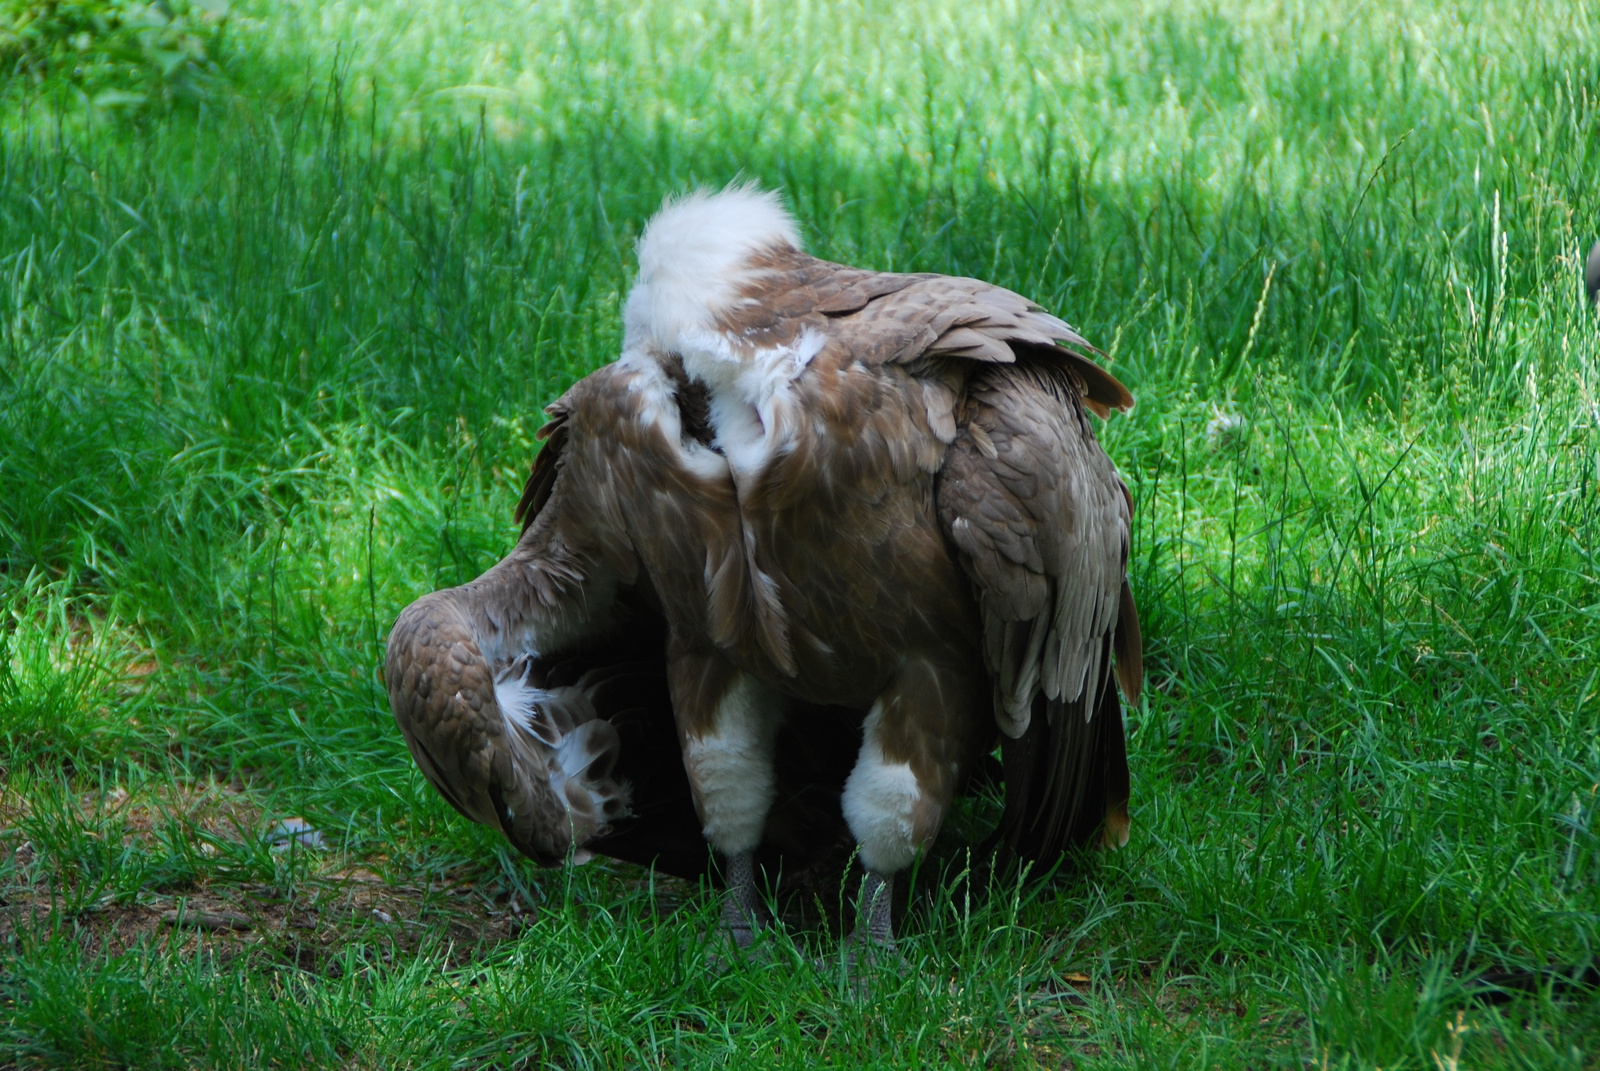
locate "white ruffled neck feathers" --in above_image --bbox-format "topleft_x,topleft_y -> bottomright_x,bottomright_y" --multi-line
622,184 -> 801,358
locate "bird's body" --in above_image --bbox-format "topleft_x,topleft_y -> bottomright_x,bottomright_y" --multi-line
386,187 -> 1141,946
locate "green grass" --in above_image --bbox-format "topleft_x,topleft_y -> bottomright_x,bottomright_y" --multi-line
2,0 -> 1599,1065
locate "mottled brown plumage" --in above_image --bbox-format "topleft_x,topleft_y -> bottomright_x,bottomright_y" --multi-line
385,186 -> 1142,949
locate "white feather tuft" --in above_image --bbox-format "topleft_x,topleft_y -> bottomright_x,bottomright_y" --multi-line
492,666 -> 559,743
623,183 -> 801,358
840,703 -> 924,873
492,660 -> 630,831
682,672 -> 782,855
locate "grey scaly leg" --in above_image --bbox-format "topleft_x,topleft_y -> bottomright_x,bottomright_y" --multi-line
721,850 -> 761,948
855,870 -> 895,946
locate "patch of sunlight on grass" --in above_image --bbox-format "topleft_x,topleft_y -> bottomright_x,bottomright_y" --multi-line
0,576 -> 157,772
239,0 -> 1596,207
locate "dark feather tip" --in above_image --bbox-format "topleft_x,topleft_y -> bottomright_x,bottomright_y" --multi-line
1586,241 -> 1600,307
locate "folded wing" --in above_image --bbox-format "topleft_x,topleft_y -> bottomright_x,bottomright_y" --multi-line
936,357 -> 1141,859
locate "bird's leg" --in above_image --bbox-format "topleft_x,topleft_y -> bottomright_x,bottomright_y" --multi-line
667,646 -> 783,948
853,869 -> 895,946
721,849 -> 761,948
840,655 -> 986,951
839,869 -> 897,982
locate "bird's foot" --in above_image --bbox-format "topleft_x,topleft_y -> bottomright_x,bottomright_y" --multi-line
840,931 -> 904,977
720,893 -> 758,949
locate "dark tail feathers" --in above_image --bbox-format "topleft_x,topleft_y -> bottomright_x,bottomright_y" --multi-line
999,632 -> 1132,863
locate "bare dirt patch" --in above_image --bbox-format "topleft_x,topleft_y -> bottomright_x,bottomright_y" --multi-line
0,777 -> 550,973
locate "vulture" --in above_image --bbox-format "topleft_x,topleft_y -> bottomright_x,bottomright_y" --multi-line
385,186 -> 1142,950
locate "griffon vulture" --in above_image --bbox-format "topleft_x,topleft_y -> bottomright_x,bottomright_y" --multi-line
385,186 -> 1142,949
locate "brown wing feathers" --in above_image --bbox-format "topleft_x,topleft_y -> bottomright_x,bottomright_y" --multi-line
936,352 -> 1140,863
1114,579 -> 1143,706
515,400 -> 570,533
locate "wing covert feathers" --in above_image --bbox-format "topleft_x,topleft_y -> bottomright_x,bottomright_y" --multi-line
718,248 -> 1133,418
937,360 -> 1133,726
